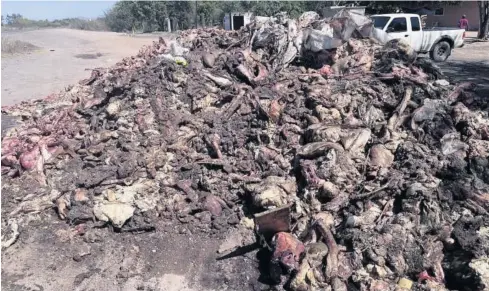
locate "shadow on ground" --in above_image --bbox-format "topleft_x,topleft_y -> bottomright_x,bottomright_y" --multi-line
439,59 -> 489,97
462,37 -> 488,45
74,52 -> 103,59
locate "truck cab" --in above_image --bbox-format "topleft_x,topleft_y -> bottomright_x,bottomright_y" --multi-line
372,14 -> 424,52
371,13 -> 465,62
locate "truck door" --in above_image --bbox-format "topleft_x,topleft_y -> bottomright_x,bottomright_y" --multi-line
409,16 -> 423,51
385,17 -> 411,44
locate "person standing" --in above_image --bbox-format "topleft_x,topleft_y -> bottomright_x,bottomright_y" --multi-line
458,15 -> 469,30
458,15 -> 469,38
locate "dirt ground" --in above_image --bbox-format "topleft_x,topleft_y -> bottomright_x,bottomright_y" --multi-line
437,32 -> 489,96
1,29 -> 489,291
1,212 -> 261,291
1,28 -> 164,106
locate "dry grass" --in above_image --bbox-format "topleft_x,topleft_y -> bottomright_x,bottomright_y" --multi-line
2,37 -> 39,55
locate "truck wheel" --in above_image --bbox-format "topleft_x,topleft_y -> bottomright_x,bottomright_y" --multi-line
430,41 -> 451,62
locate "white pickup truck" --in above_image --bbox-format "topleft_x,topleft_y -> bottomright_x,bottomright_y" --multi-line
371,13 -> 465,62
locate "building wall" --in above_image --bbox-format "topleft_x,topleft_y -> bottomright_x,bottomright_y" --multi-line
425,1 -> 479,30
223,14 -> 231,30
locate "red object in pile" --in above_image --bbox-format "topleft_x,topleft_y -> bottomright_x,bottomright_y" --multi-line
271,232 -> 305,271
418,270 -> 440,282
75,224 -> 86,235
319,65 -> 333,78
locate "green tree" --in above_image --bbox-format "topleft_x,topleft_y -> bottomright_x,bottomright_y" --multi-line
153,1 -> 169,31
104,1 -> 138,32
168,1 -> 195,29
105,0 -> 470,33
197,1 -> 217,27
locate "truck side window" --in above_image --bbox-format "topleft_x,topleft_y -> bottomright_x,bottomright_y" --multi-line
372,16 -> 390,29
387,17 -> 407,32
411,17 -> 421,31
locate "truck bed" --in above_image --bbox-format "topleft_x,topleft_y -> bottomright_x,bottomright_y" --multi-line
420,28 -> 464,52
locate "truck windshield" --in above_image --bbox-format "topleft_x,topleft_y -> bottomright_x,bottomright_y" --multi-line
372,16 -> 391,29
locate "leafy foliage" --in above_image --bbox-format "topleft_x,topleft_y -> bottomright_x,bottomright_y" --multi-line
103,1 -> 466,32
5,1 -> 475,34
2,13 -> 107,31
103,1 -> 346,32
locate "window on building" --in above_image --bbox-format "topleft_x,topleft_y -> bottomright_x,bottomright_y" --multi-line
387,17 -> 407,33
434,8 -> 444,16
411,17 -> 421,31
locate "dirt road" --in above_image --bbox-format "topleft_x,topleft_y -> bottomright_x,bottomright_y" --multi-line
437,32 -> 489,96
1,28 -> 162,106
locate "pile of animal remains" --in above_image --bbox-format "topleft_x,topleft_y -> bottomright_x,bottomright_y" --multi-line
2,11 -> 489,291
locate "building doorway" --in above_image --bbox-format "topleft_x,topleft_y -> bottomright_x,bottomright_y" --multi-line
233,15 -> 245,30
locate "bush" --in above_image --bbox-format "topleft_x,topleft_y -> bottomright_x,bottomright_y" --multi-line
2,13 -> 108,31
1,37 -> 39,55
68,18 -> 108,31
